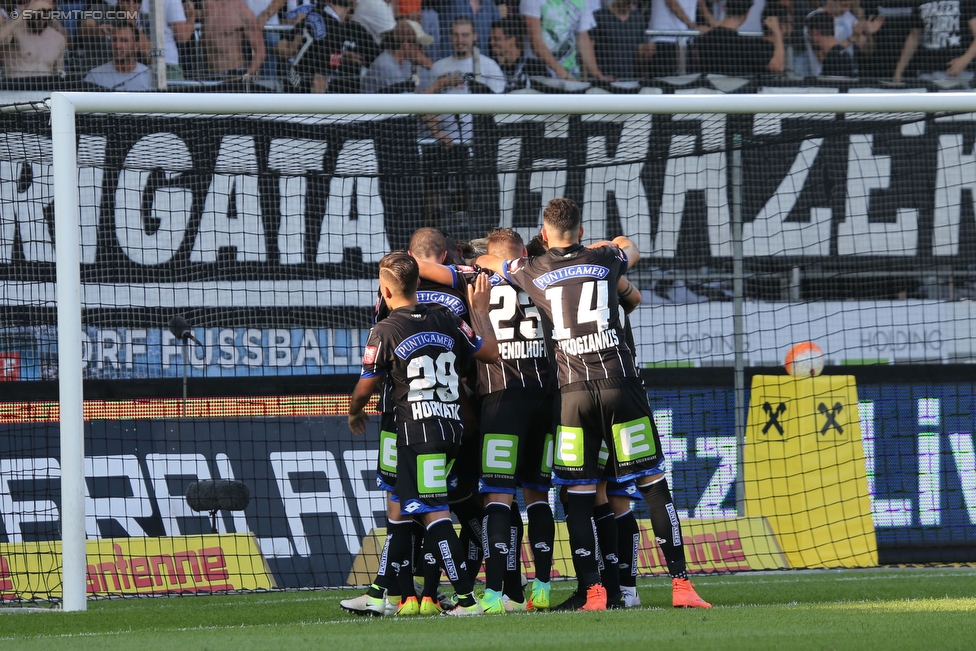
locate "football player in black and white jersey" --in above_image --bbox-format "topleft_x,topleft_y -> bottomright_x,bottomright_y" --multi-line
417,227 -> 557,613
349,252 -> 499,616
343,227 -> 476,617
478,198 -> 711,610
367,228 -> 485,614
406,228 -> 488,599
514,229 -> 645,610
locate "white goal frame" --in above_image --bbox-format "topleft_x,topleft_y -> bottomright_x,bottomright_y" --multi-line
49,90 -> 976,611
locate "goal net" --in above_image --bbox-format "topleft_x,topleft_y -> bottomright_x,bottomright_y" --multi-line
2,90 -> 976,608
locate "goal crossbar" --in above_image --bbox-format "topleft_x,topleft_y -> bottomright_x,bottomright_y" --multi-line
47,90 -> 976,612
48,91 -> 976,116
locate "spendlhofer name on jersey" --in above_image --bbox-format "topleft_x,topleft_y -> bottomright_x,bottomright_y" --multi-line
499,339 -> 547,360
557,328 -> 620,355
411,399 -> 462,421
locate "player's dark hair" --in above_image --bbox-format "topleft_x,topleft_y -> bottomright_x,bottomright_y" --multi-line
542,198 -> 581,234
486,227 -> 524,259
526,233 -> 547,256
409,227 -> 447,261
379,251 -> 419,296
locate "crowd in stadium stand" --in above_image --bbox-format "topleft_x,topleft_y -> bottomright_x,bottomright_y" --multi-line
0,0 -> 973,90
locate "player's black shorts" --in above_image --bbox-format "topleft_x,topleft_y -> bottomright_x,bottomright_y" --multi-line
477,387 -> 554,494
397,438 -> 461,516
376,412 -> 398,494
554,377 -> 664,485
448,394 -> 482,491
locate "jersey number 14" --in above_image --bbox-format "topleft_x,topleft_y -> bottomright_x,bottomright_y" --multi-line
546,280 -> 610,340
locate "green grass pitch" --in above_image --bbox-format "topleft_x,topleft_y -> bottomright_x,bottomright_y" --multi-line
2,568 -> 975,651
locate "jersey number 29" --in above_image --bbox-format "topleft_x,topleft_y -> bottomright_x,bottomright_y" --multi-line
406,351 -> 459,402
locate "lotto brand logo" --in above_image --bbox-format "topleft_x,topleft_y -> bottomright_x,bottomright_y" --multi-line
613,417 -> 656,462
379,430 -> 397,473
417,453 -> 448,494
483,433 -> 518,474
403,501 -> 422,513
555,426 -> 584,467
362,345 -> 378,365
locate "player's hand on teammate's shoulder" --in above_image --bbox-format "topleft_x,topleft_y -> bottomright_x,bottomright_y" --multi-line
468,272 -> 491,313
611,235 -> 640,266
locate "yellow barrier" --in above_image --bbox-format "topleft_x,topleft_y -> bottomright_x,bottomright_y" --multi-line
0,534 -> 275,599
744,375 -> 878,568
346,516 -> 788,585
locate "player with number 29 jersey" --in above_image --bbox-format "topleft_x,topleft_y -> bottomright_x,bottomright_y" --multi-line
361,303 -> 482,447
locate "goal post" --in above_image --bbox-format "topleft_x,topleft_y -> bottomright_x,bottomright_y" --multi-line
37,90 -> 976,610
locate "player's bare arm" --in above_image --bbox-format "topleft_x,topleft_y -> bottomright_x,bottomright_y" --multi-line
467,273 -> 500,364
618,276 -> 641,314
474,253 -> 506,276
348,374 -> 381,434
415,259 -> 456,286
612,235 -> 640,268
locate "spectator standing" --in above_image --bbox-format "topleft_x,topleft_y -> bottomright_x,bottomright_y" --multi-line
646,0 -> 701,75
803,0 -> 878,76
430,17 -> 505,99
893,0 -> 976,82
434,0 -> 500,60
488,17 -> 548,89
84,23 -> 153,89
423,17 -> 505,238
520,0 -> 609,79
858,0 -> 912,78
0,0 -> 66,80
77,0 -> 149,72
361,18 -> 434,91
242,0 -> 306,84
201,0 -> 266,77
138,0 -> 193,80
806,9 -> 856,74
696,0 -> 785,74
278,0 -> 380,92
591,0 -> 646,78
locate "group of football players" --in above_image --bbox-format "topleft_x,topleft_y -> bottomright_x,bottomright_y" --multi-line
343,198 -> 711,616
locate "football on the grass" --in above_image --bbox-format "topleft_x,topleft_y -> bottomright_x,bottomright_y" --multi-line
785,342 -> 825,377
